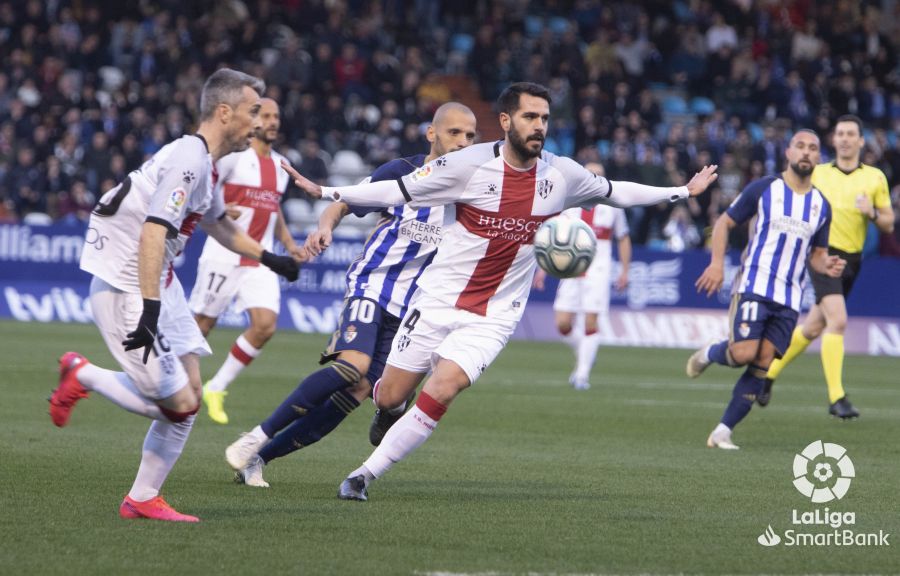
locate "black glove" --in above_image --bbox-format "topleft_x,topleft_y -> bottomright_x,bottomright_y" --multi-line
261,250 -> 300,282
122,298 -> 160,364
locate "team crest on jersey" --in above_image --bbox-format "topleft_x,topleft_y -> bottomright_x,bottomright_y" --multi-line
811,203 -> 820,219
396,334 -> 411,352
537,179 -> 554,199
411,165 -> 432,182
343,325 -> 358,344
165,188 -> 187,214
739,322 -> 751,338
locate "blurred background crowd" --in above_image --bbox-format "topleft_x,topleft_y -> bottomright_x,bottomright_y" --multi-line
1,0 -> 899,254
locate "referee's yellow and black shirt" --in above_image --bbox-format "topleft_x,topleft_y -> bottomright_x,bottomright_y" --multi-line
811,162 -> 891,254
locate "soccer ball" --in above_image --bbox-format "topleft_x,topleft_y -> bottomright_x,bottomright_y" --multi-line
533,216 -> 596,278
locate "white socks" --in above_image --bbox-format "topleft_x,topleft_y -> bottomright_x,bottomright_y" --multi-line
574,332 -> 601,382
361,406 -> 438,479
77,364 -> 164,420
206,334 -> 260,392
128,415 -> 196,501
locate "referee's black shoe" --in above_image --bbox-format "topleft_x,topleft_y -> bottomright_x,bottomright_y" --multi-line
829,396 -> 860,419
757,378 -> 775,407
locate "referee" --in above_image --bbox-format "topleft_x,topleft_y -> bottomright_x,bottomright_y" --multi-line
761,115 -> 894,418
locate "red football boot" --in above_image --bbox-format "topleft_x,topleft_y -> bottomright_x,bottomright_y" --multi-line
119,495 -> 200,523
48,352 -> 89,427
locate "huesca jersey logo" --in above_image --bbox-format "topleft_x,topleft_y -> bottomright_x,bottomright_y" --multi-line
538,179 -> 554,199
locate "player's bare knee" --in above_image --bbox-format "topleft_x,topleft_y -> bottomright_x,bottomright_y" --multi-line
826,315 -> 848,334
727,344 -> 754,367
337,350 -> 372,378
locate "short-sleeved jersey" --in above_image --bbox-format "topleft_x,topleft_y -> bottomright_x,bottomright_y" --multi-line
80,135 -> 222,293
394,141 -> 617,320
198,147 -> 290,267
811,162 -> 891,253
346,154 -> 444,318
562,204 -> 628,269
728,176 -> 831,312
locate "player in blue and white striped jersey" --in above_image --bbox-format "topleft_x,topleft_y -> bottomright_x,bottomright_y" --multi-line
224,103 -> 477,486
686,130 -> 846,450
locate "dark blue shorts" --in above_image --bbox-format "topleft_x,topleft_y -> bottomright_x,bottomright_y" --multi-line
729,293 -> 799,357
320,296 -> 401,384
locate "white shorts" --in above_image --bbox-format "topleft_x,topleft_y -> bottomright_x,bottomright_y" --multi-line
188,259 -> 280,317
386,291 -> 517,385
553,268 -> 611,314
90,275 -> 212,400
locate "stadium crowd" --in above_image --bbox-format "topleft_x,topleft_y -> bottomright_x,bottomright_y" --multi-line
1,0 -> 899,253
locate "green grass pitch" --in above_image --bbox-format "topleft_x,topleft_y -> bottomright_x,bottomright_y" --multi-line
1,319 -> 898,575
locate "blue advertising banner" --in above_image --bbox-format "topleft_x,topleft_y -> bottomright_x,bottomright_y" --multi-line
2,222 -> 899,357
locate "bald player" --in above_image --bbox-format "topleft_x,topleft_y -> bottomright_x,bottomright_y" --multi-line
189,98 -> 306,424
224,103 -> 478,487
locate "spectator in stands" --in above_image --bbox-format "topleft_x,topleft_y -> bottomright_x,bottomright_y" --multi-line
0,0 -> 895,256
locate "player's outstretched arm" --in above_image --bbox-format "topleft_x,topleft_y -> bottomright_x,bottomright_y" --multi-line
601,165 -> 718,208
696,212 -> 735,297
281,160 -> 409,207
809,247 -> 847,278
306,202 -> 350,257
685,165 -> 719,197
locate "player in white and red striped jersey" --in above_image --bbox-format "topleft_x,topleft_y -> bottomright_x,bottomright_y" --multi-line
534,162 -> 632,390
283,82 -> 719,501
189,98 -> 304,425
47,69 -> 303,522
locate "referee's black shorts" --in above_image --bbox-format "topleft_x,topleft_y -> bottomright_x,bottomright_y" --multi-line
809,247 -> 862,303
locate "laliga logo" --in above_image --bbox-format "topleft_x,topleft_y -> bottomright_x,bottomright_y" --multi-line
792,440 -> 854,503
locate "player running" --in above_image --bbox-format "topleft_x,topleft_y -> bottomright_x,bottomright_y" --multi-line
534,162 -> 631,390
762,115 -> 893,418
48,69 -> 303,521
224,103 -> 477,487
687,130 -> 846,449
276,81 -> 717,501
189,97 -> 305,425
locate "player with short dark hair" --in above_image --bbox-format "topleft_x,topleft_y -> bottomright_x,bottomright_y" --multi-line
687,130 -> 846,449
278,81 -> 718,501
762,115 -> 894,418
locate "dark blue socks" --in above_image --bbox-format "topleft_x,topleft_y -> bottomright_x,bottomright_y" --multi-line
259,390 -> 360,463
721,364 -> 766,428
261,360 -> 360,437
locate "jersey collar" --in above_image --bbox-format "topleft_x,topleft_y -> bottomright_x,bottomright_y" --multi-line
831,160 -> 863,175
194,133 -> 210,153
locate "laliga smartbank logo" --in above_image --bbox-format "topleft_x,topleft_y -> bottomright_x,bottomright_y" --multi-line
756,441 -> 890,548
792,440 -> 853,502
